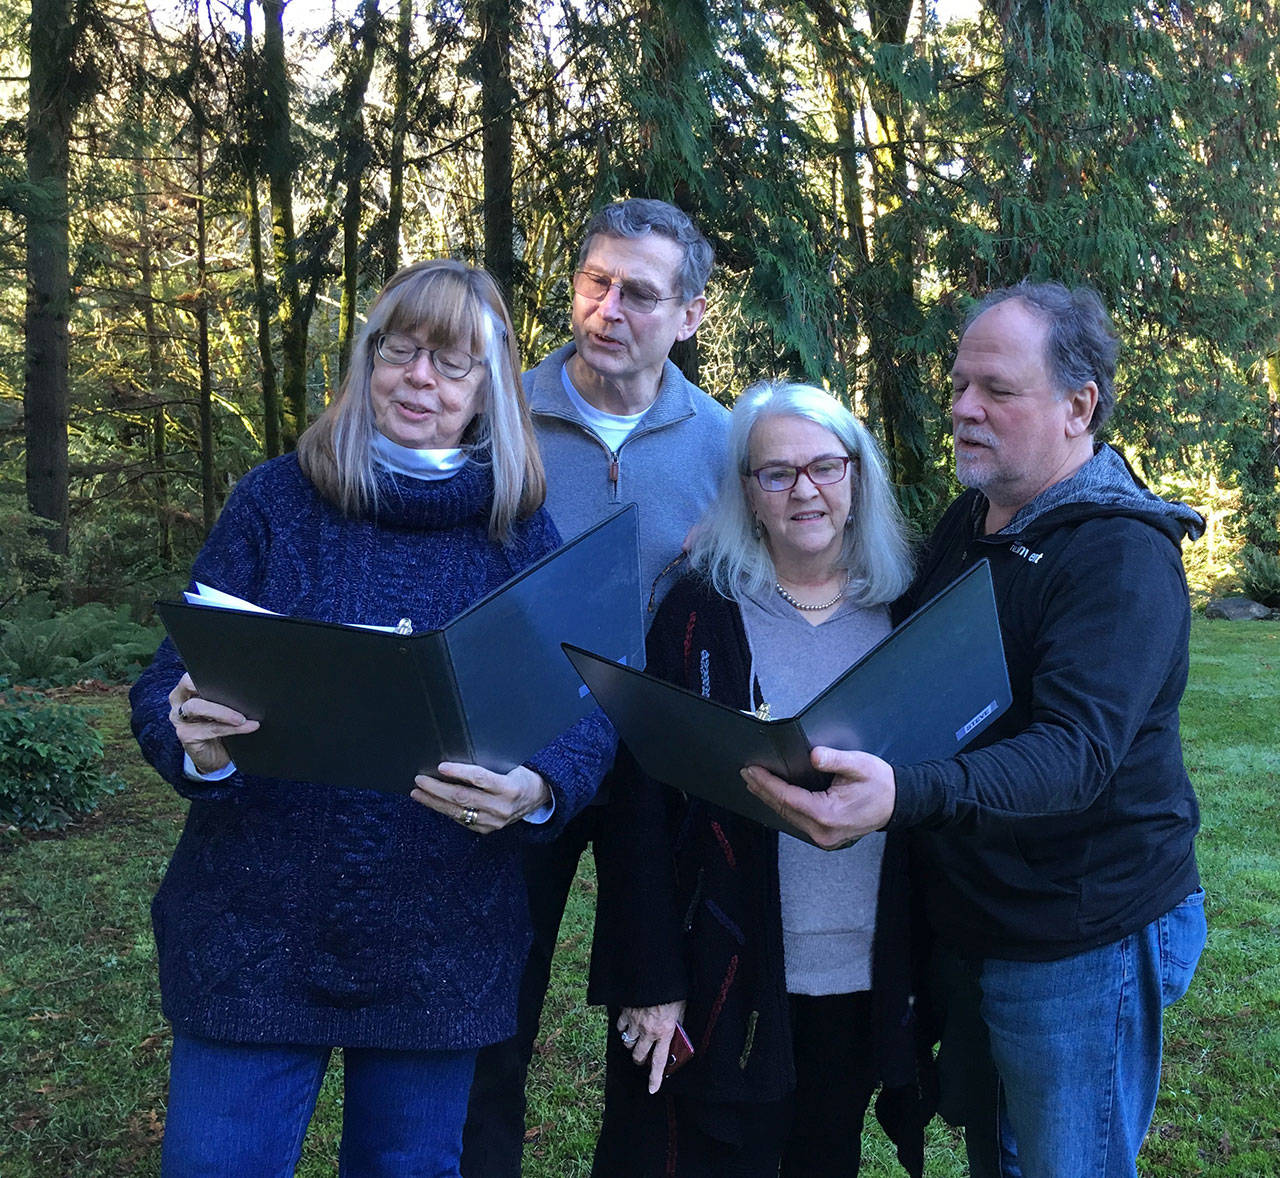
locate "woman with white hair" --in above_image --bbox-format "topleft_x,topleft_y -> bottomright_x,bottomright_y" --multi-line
130,260 -> 613,1176
590,381 -> 927,1177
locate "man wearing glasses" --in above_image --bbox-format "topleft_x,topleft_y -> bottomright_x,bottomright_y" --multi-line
463,198 -> 730,1177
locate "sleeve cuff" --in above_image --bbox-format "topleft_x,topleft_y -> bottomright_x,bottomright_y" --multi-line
183,752 -> 238,782
522,794 -> 556,825
886,761 -> 950,829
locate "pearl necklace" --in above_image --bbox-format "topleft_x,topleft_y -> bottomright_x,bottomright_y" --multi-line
775,582 -> 845,612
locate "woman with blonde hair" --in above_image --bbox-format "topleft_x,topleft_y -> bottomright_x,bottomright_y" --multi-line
131,259 -> 613,1176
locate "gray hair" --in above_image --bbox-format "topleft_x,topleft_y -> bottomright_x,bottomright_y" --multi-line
690,382 -> 915,605
297,259 -> 544,542
968,281 -> 1120,433
578,198 -> 714,302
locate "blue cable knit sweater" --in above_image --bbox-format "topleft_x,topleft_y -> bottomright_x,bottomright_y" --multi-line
130,454 -> 614,1051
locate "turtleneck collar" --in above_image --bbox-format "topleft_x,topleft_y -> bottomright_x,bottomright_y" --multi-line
366,453 -> 494,532
371,433 -> 469,480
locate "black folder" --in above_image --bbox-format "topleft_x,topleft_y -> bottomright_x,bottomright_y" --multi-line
156,506 -> 643,792
563,560 -> 1010,845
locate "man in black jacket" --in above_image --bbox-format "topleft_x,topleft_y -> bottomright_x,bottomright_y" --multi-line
745,282 -> 1206,1178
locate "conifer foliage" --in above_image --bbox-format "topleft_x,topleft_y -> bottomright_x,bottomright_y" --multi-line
0,0 -> 1277,605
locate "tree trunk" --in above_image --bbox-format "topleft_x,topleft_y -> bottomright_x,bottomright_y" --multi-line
864,0 -> 929,487
1247,353 -> 1280,551
246,178 -> 282,458
24,0 -> 76,555
243,0 -> 282,458
478,0 -> 515,297
337,0 -> 380,381
803,0 -> 925,479
384,0 -> 413,284
812,15 -> 869,410
262,0 -> 307,447
137,163 -> 171,562
131,26 -> 172,563
194,109 -> 216,532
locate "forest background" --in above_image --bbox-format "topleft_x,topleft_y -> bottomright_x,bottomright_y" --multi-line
2,3 -> 1280,1172
3,0 -> 1280,633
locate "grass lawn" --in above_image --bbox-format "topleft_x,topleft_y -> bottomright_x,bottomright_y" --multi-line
1,619 -> 1277,1176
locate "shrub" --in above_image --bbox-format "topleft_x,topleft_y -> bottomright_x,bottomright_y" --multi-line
0,594 -> 163,687
0,503 -> 68,607
0,683 -> 125,831
1239,546 -> 1280,608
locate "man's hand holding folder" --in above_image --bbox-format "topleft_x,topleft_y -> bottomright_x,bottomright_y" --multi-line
743,747 -> 895,851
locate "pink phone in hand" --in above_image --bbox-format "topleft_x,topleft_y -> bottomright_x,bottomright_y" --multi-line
664,1023 -> 695,1077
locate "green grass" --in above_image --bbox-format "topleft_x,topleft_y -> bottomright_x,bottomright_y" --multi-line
1,619 -> 1277,1176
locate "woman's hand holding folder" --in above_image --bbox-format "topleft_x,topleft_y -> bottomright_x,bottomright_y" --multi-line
168,672 -> 260,775
410,761 -> 552,834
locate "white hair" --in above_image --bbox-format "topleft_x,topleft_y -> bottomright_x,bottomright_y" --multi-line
690,381 -> 915,604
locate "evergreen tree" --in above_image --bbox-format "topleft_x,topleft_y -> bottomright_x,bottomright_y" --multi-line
24,0 -> 104,555
2,0 -> 1276,604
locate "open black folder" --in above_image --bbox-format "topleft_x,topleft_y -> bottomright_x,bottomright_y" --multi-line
563,560 -> 1011,845
156,506 -> 643,793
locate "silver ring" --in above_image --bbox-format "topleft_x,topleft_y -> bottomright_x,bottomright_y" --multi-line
459,807 -> 479,827
177,703 -> 188,721
620,1030 -> 637,1046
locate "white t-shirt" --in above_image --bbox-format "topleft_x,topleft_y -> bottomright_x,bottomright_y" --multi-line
560,365 -> 647,453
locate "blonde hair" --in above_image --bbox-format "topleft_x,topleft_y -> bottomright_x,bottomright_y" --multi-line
297,259 -> 544,543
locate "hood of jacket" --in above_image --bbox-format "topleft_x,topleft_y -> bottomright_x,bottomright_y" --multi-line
988,443 -> 1204,550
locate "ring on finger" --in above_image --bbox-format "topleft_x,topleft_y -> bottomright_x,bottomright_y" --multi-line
620,1030 -> 638,1046
459,807 -> 479,827
177,703 -> 189,721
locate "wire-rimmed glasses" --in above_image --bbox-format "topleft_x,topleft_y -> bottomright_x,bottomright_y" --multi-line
571,270 -> 683,315
375,333 -> 478,379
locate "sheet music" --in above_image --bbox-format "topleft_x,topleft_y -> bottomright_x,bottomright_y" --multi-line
183,583 -> 400,632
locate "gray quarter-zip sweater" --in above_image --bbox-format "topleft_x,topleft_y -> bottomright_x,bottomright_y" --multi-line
526,342 -> 731,619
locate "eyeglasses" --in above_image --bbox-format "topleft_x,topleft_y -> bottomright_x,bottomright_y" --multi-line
749,456 -> 853,493
375,333 -> 478,379
572,270 -> 682,315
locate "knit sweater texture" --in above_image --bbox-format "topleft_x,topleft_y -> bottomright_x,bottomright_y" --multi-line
130,454 -> 614,1050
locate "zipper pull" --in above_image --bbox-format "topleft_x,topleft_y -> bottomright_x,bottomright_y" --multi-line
395,617 -> 413,636
609,455 -> 619,484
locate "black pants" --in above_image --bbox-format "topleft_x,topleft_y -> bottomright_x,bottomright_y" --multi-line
592,991 -> 878,1178
784,991 -> 878,1177
461,804 -> 601,1178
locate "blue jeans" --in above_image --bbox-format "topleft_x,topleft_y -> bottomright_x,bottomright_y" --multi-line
934,888 -> 1206,1178
162,1032 -> 478,1177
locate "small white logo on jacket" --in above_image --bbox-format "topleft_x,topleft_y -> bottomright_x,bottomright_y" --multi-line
1010,543 -> 1044,564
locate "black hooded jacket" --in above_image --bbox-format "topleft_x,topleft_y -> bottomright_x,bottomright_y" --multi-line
890,445 -> 1204,961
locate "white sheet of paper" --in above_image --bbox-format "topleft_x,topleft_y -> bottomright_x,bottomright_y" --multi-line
183,583 -> 400,633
